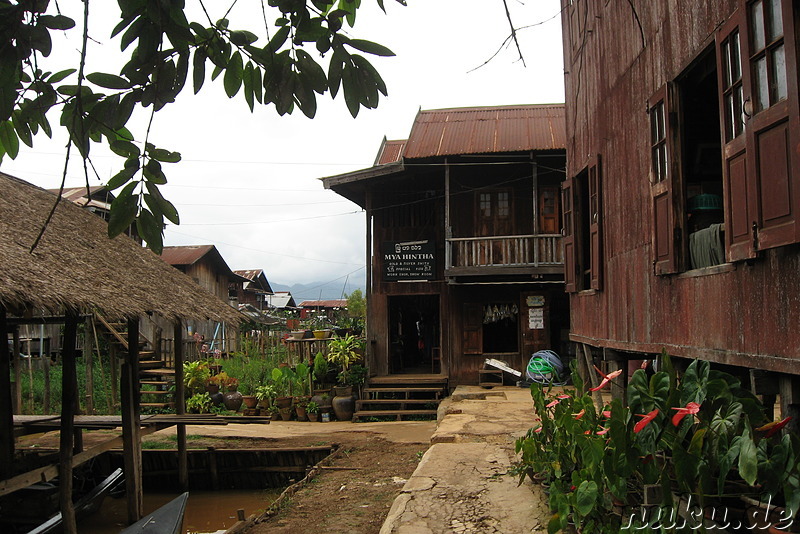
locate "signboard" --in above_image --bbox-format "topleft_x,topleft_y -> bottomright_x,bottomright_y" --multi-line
383,240 -> 436,281
528,308 -> 545,329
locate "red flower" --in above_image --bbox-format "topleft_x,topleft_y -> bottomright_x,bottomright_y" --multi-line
589,369 -> 623,391
573,409 -> 586,420
533,426 -> 543,434
634,409 -> 659,433
596,427 -> 609,436
671,402 -> 701,426
557,394 -> 571,399
546,399 -> 560,408
757,416 -> 792,438
602,410 -> 612,419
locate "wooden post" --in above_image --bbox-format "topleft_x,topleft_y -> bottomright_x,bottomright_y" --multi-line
26,331 -> 34,413
581,344 -> 603,409
91,319 -> 110,413
603,348 -> 627,407
0,306 -> 15,479
84,315 -> 94,415
60,310 -> 80,534
208,446 -> 219,490
780,374 -> 800,435
43,348 -> 50,413
174,321 -> 188,491
110,342 -> 118,409
121,317 -> 143,523
13,328 -> 21,413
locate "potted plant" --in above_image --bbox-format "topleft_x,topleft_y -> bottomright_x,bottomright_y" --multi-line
186,392 -> 212,414
295,397 -> 309,421
326,334 -> 363,396
221,376 -> 243,411
306,401 -> 320,422
272,367 -> 293,409
183,360 -> 211,395
255,384 -> 276,410
311,315 -> 332,339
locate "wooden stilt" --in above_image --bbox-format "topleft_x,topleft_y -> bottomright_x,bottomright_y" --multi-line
0,306 -> 15,480
60,310 -> 79,534
603,348 -> 627,407
84,315 -> 94,415
43,348 -> 50,413
581,344 -> 603,409
13,328 -> 21,413
121,317 -> 143,524
174,321 -> 188,491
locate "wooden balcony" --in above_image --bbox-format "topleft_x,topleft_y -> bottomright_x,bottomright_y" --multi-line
446,234 -> 563,277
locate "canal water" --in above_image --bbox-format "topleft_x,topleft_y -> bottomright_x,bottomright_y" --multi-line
81,489 -> 282,534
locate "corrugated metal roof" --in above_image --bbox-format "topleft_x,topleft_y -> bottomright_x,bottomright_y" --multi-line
161,245 -> 216,266
375,140 -> 406,165
299,299 -> 347,308
402,104 -> 566,159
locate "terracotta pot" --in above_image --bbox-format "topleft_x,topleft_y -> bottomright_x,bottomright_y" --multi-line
275,396 -> 293,409
279,407 -> 293,421
308,412 -> 319,422
242,395 -> 258,409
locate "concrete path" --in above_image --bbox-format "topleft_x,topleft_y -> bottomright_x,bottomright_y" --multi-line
380,386 -> 550,534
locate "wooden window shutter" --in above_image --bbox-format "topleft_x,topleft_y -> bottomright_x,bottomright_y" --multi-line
561,176 -> 577,292
462,303 -> 483,355
649,84 -> 680,274
716,10 -> 758,261
743,0 -> 800,252
588,155 -> 603,290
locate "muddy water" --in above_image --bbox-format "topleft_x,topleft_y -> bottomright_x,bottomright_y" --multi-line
81,489 -> 282,534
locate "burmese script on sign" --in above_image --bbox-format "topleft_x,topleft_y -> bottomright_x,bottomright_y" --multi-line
383,240 -> 436,281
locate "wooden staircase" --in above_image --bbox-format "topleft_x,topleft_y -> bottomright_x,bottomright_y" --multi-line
94,314 -> 175,410
353,375 -> 448,422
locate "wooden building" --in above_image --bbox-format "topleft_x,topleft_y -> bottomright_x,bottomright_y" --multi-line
0,172 -> 241,531
323,105 -> 568,387
233,269 -> 274,309
159,245 -> 246,352
559,0 -> 800,418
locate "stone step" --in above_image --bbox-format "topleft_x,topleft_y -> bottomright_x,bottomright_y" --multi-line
356,398 -> 438,406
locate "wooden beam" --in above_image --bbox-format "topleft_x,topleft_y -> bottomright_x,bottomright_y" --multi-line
5,314 -> 92,326
121,317 -> 143,523
13,328 -> 21,414
174,321 -> 188,491
59,310 -> 79,534
84,315 -> 94,415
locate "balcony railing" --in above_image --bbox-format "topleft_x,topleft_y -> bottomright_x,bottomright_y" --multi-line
447,234 -> 563,269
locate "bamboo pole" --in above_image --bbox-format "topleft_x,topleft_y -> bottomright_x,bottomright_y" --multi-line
60,310 -> 79,534
91,318 -> 110,413
43,349 -> 50,413
84,315 -> 94,415
13,328 -> 21,413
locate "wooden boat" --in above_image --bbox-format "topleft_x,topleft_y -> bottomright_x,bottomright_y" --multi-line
119,492 -> 189,534
26,468 -> 124,534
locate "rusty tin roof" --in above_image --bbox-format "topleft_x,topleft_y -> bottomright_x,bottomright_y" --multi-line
403,104 -> 566,159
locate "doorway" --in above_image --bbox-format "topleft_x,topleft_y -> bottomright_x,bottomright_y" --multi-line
388,295 -> 440,374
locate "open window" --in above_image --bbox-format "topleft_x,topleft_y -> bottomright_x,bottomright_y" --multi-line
563,155 -> 602,292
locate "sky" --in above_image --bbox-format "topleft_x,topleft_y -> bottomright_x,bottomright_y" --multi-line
2,0 -> 565,299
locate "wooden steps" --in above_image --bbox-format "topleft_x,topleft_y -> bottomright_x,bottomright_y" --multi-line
353,375 -> 448,422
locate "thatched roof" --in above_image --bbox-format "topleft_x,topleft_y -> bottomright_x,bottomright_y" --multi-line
0,172 -> 241,323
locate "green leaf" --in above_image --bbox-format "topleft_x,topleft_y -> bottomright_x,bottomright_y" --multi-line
243,62 -> 255,111
192,47 -> 207,94
150,148 -> 181,163
11,112 -> 33,148
267,26 -> 290,53
344,38 -> 395,57
108,182 -> 139,237
107,157 -> 141,190
109,140 -> 141,158
229,30 -> 258,46
86,72 -> 131,90
37,14 -> 76,30
143,159 -> 167,184
0,121 -> 20,159
47,69 -> 76,84
223,51 -> 244,97
136,209 -> 163,253
574,480 -> 598,516
738,426 -> 758,485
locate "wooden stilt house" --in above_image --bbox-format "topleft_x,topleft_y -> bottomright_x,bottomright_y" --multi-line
0,171 -> 241,532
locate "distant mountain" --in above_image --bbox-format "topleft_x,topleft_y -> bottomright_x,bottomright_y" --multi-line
270,281 -> 365,302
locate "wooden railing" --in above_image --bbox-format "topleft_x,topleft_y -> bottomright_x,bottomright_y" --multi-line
448,234 -> 563,268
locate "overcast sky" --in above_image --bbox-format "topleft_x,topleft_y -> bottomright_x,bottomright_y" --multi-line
2,0 -> 564,295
